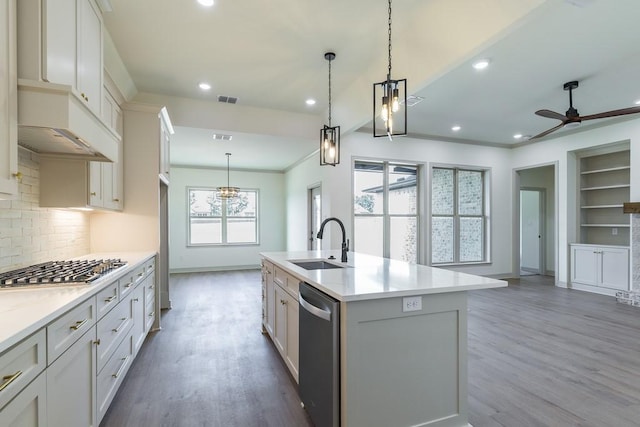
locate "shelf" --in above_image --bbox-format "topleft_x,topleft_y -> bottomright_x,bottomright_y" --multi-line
581,166 -> 630,175
581,204 -> 624,209
580,224 -> 630,228
581,184 -> 630,191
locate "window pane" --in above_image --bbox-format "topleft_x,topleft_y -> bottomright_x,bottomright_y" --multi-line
389,164 -> 417,215
227,191 -> 257,217
458,170 -> 483,215
459,217 -> 483,262
190,189 -> 221,216
354,162 -> 384,215
227,218 -> 257,243
431,217 -> 454,263
354,216 -> 383,257
190,217 -> 222,244
390,217 -> 417,263
432,168 -> 454,215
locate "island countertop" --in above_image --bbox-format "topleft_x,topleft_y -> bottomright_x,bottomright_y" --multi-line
261,250 -> 507,302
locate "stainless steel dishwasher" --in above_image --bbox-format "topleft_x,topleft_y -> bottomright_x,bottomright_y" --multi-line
298,282 -> 340,427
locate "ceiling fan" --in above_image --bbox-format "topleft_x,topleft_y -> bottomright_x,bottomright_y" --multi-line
531,80 -> 640,139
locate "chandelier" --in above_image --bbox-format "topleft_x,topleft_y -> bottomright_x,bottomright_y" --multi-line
217,153 -> 239,199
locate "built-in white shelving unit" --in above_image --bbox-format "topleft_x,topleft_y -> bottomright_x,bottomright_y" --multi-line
579,148 -> 630,246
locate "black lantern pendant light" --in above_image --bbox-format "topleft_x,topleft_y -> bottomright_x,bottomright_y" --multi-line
217,153 -> 239,199
320,52 -> 340,166
373,0 -> 407,140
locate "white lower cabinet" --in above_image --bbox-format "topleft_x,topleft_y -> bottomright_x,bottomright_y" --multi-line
570,244 -> 629,293
0,372 -> 46,427
47,327 -> 97,427
263,261 -> 299,382
131,282 -> 145,355
96,334 -> 132,422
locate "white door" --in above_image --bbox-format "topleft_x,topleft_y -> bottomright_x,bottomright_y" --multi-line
520,190 -> 543,274
309,186 -> 321,250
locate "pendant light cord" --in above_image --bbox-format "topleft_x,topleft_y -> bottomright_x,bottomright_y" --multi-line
328,57 -> 332,127
387,0 -> 392,79
226,153 -> 231,187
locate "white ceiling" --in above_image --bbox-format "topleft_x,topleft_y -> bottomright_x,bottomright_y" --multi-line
103,0 -> 640,170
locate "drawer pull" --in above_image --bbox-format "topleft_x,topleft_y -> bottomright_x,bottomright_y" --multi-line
70,318 -> 89,330
93,339 -> 101,345
105,295 -> 117,303
148,284 -> 155,290
112,318 -> 128,333
124,282 -> 133,289
112,356 -> 129,379
0,371 -> 22,392
133,298 -> 139,302
148,311 -> 155,318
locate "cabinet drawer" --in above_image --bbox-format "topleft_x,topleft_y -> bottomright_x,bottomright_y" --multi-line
96,281 -> 119,319
97,295 -> 133,374
144,257 -> 156,275
0,329 -> 46,409
145,296 -> 155,332
144,273 -> 156,301
274,267 -> 299,296
47,297 -> 96,363
97,334 -> 132,423
0,371 -> 46,425
119,264 -> 145,299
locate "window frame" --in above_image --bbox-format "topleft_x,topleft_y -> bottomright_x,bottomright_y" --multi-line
430,166 -> 490,265
187,187 -> 260,247
353,159 -> 420,263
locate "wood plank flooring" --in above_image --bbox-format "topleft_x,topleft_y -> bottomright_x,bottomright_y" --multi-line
100,271 -> 640,427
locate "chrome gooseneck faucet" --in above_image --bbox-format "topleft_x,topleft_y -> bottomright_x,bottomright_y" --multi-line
316,217 -> 349,263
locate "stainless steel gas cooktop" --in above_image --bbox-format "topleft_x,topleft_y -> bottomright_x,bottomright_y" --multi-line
0,259 -> 127,289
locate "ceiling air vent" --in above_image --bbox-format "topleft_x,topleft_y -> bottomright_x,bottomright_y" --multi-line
402,95 -> 424,107
213,134 -> 233,141
217,95 -> 238,104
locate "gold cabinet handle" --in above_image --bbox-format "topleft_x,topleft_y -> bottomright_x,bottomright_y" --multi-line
112,318 -> 128,333
0,371 -> 22,392
148,311 -> 155,317
112,356 -> 129,379
133,298 -> 139,302
70,318 -> 89,330
148,284 -> 155,290
280,299 -> 287,305
138,272 -> 144,278
113,198 -> 120,202
124,281 -> 133,289
105,295 -> 117,303
12,172 -> 22,182
93,339 -> 101,345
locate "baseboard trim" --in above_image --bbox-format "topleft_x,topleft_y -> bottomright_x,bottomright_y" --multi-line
567,282 -> 620,297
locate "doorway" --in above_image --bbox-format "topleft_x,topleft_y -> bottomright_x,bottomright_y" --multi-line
520,189 -> 544,275
308,185 -> 322,250
515,164 -> 556,279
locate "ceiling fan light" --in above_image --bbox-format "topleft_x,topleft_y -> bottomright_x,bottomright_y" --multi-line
563,121 -> 581,129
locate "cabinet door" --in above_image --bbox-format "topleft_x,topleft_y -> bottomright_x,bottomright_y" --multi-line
0,372 -> 46,427
131,281 -> 146,356
571,246 -> 599,286
0,0 -> 18,199
285,291 -> 299,382
265,268 -> 276,338
89,161 -> 103,207
42,0 -> 76,86
600,247 -> 629,290
273,285 -> 288,357
47,327 -> 97,427
77,0 -> 102,113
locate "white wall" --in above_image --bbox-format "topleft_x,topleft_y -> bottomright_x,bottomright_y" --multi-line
168,166 -> 285,272
511,117 -> 640,285
285,132 -> 514,277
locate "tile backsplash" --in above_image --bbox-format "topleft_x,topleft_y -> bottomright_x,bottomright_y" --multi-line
0,148 -> 90,272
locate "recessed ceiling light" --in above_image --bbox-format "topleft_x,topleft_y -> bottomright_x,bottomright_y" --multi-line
198,82 -> 211,90
472,59 -> 490,70
513,133 -> 523,139
306,99 -> 316,106
635,99 -> 640,105
451,125 -> 461,132
197,0 -> 214,6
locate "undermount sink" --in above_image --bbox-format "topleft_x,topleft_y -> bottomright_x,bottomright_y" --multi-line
290,260 -> 347,270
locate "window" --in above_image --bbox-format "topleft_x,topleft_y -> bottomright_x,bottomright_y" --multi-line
353,160 -> 419,263
431,167 -> 487,264
188,188 -> 258,245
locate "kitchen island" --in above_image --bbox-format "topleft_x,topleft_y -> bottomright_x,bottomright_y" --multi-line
261,250 -> 507,427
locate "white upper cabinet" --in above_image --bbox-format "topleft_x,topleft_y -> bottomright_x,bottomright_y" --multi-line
18,0 -> 104,114
0,0 -> 18,200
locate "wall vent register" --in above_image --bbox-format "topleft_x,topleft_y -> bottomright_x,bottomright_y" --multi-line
0,259 -> 127,288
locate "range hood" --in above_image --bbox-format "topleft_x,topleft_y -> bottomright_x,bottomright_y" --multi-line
17,79 -> 119,162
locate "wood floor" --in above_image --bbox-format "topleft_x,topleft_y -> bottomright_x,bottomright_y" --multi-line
100,271 -> 640,427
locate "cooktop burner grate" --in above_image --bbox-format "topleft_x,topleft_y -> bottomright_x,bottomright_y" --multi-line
0,259 -> 127,288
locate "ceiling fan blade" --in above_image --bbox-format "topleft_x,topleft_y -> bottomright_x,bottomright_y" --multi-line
535,109 -> 567,121
529,123 -> 565,140
580,106 -> 640,121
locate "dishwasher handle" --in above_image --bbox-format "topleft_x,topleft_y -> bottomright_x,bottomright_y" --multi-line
299,293 -> 331,321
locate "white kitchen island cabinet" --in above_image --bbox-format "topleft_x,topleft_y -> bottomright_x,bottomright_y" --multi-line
261,250 -> 506,427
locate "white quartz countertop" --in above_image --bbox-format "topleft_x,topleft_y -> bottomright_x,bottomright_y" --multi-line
0,252 -> 156,354
261,250 -> 507,302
